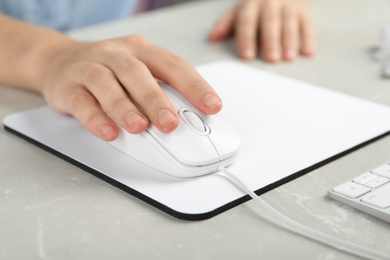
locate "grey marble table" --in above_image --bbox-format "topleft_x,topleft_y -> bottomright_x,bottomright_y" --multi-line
1,0 -> 390,259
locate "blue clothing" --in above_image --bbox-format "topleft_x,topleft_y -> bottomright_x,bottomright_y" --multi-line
0,0 -> 138,31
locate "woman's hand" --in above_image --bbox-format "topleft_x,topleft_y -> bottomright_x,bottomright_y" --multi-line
208,0 -> 316,62
40,35 -> 222,141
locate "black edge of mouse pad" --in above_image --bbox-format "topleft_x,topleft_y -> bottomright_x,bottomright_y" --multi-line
4,124 -> 390,221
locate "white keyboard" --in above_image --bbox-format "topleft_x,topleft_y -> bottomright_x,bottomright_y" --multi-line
327,163 -> 390,223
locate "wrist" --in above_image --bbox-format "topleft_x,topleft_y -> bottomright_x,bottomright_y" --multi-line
0,14 -> 77,93
30,34 -> 77,93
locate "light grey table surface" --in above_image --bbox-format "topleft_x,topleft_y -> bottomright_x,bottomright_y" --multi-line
1,0 -> 390,259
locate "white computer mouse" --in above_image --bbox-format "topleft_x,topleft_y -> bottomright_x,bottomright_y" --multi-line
109,83 -> 240,178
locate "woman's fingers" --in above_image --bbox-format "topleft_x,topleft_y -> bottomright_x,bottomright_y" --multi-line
281,4 -> 300,61
62,84 -> 120,141
104,53 -> 180,133
208,8 -> 236,42
131,38 -> 222,116
38,21 -> 226,140
259,0 -> 282,62
74,41 -> 180,133
235,0 -> 261,60
74,61 -> 151,134
62,35 -> 220,136
209,0 -> 316,62
299,10 -> 316,57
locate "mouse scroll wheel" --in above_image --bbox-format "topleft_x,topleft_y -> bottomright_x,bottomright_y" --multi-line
183,110 -> 207,133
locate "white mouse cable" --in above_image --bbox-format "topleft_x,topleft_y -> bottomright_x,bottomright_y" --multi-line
217,166 -> 390,260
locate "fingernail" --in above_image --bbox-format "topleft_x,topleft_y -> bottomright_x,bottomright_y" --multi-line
268,50 -> 281,62
285,49 -> 296,60
157,109 -> 177,128
101,124 -> 116,137
203,93 -> 222,109
126,111 -> 145,130
243,48 -> 256,60
302,45 -> 316,56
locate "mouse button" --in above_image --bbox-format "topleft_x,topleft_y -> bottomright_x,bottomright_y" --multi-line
183,111 -> 205,132
147,122 -> 219,166
182,110 -> 209,134
206,115 -> 240,160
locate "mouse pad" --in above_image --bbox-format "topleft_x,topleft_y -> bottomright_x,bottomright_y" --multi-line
4,61 -> 390,220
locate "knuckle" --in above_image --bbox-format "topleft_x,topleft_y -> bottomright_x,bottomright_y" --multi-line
91,40 -> 115,53
68,60 -> 85,75
238,16 -> 257,27
187,79 -> 209,95
83,111 -> 100,128
262,12 -> 278,24
66,90 -> 91,112
124,34 -> 151,48
118,56 -> 140,71
141,89 -> 162,106
84,40 -> 116,59
106,96 -> 129,115
239,0 -> 256,9
164,54 -> 186,70
84,66 -> 108,85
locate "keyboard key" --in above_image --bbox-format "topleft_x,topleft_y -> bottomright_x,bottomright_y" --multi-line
361,183 -> 390,208
333,182 -> 371,198
371,164 -> 390,178
364,176 -> 389,189
328,162 -> 390,223
352,172 -> 377,184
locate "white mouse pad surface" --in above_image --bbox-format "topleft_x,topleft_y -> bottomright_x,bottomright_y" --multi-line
4,61 -> 390,220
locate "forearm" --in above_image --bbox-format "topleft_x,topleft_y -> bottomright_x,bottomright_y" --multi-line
0,14 -> 75,93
